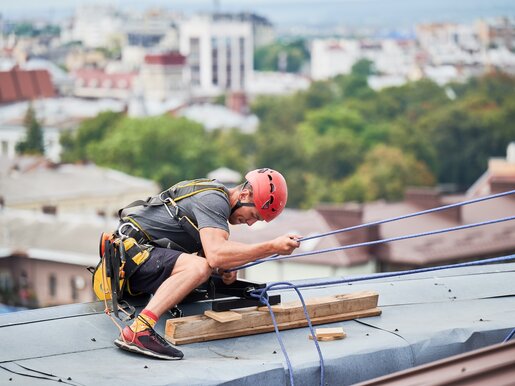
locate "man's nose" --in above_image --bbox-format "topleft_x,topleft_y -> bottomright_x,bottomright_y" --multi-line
246,218 -> 257,226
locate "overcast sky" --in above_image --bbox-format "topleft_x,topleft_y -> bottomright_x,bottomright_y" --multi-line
1,0 -> 513,28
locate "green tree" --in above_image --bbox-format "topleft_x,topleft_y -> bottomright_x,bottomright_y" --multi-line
87,115 -> 217,188
16,104 -> 44,155
60,111 -> 124,163
339,145 -> 435,202
423,95 -> 515,189
254,39 -> 310,73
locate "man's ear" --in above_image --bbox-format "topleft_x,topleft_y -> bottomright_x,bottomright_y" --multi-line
239,188 -> 251,202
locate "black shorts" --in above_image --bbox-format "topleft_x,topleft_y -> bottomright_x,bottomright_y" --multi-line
127,247 -> 182,295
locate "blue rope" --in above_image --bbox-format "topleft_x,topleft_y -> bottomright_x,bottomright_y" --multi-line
233,215 -> 515,271
227,189 -> 515,273
252,254 -> 515,293
504,328 -> 515,343
233,189 -> 515,383
252,254 -> 515,383
301,189 -> 515,243
252,281 -> 325,386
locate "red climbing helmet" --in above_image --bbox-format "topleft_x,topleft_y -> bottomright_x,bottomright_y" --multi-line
245,168 -> 288,222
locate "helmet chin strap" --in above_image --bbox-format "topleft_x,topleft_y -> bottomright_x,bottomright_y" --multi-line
231,181 -> 255,215
230,201 -> 255,215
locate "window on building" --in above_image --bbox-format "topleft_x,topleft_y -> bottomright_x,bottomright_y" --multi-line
1,140 -> 8,156
49,274 -> 57,297
212,37 -> 219,85
71,276 -> 85,302
226,37 -> 232,89
190,37 -> 201,86
71,277 -> 78,301
239,37 -> 246,89
0,271 -> 13,292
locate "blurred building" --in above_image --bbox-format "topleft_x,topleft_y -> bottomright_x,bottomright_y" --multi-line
120,11 -> 180,68
139,51 -> 189,102
0,97 -> 125,162
72,68 -> 137,100
0,157 -> 159,216
67,5 -> 124,49
310,39 -> 361,80
0,208 -> 114,308
179,14 -> 254,97
0,158 -> 160,309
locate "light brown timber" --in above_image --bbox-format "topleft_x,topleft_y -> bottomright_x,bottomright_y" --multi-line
165,291 -> 380,345
204,310 -> 243,323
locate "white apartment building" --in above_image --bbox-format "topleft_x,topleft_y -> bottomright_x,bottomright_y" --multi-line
121,15 -> 180,68
69,6 -> 124,49
179,15 -> 253,96
139,52 -> 189,102
310,39 -> 361,80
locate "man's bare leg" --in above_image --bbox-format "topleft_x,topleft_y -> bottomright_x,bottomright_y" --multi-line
145,253 -> 212,318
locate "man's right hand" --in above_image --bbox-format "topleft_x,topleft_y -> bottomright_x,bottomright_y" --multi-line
272,234 -> 302,255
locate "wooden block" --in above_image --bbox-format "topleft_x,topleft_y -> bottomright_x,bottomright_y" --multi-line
204,310 -> 243,323
166,291 -> 380,345
308,327 -> 346,341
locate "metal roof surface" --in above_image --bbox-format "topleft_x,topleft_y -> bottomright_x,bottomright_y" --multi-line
0,262 -> 514,385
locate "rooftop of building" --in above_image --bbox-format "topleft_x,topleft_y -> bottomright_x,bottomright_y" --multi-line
0,261 -> 513,385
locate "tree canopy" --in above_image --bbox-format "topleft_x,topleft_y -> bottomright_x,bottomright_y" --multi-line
60,70 -> 515,208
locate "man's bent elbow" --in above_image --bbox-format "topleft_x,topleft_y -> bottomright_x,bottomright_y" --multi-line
204,252 -> 223,269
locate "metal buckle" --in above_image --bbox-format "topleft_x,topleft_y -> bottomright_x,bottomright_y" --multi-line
118,222 -> 138,239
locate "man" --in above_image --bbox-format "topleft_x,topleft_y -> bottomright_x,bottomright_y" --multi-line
113,168 -> 301,360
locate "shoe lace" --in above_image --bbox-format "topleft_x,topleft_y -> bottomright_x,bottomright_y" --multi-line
137,315 -> 171,347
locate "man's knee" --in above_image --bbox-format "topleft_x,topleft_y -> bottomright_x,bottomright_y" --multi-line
191,257 -> 212,284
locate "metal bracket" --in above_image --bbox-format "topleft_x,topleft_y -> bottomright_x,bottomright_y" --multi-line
180,276 -> 281,312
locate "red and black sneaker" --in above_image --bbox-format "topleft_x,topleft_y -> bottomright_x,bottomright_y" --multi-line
114,326 -> 184,360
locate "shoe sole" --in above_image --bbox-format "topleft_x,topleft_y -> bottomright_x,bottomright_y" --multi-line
114,338 -> 183,360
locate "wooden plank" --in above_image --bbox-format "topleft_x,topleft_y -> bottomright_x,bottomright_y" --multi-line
167,308 -> 380,345
204,310 -> 243,323
257,290 -> 378,316
309,327 -> 346,341
165,291 -> 380,345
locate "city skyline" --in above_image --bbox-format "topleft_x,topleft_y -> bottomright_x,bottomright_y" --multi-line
1,0 -> 514,29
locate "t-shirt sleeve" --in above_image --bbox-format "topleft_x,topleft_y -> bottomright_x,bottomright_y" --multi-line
190,191 -> 231,233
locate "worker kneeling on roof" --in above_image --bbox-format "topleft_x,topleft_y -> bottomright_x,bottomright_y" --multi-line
110,168 -> 300,360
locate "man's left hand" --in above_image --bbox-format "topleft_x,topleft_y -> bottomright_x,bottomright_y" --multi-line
221,270 -> 237,285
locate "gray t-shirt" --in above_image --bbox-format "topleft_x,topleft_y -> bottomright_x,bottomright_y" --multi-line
126,181 -> 231,253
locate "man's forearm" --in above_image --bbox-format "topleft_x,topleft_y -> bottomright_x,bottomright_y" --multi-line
205,239 -> 276,270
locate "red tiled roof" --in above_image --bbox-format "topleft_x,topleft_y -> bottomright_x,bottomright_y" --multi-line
73,69 -> 136,89
0,71 -> 19,102
0,68 -> 56,104
144,52 -> 186,66
33,70 -> 55,98
16,70 -> 38,99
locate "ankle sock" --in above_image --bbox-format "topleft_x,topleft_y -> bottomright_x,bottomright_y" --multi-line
130,309 -> 158,333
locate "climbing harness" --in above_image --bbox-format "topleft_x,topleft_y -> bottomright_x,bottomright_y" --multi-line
90,179 -> 233,329
118,178 -> 230,253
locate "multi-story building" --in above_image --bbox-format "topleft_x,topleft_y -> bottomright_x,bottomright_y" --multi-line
68,5 -> 123,49
121,12 -> 180,68
139,51 -> 188,102
179,14 -> 253,96
310,39 -> 361,80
